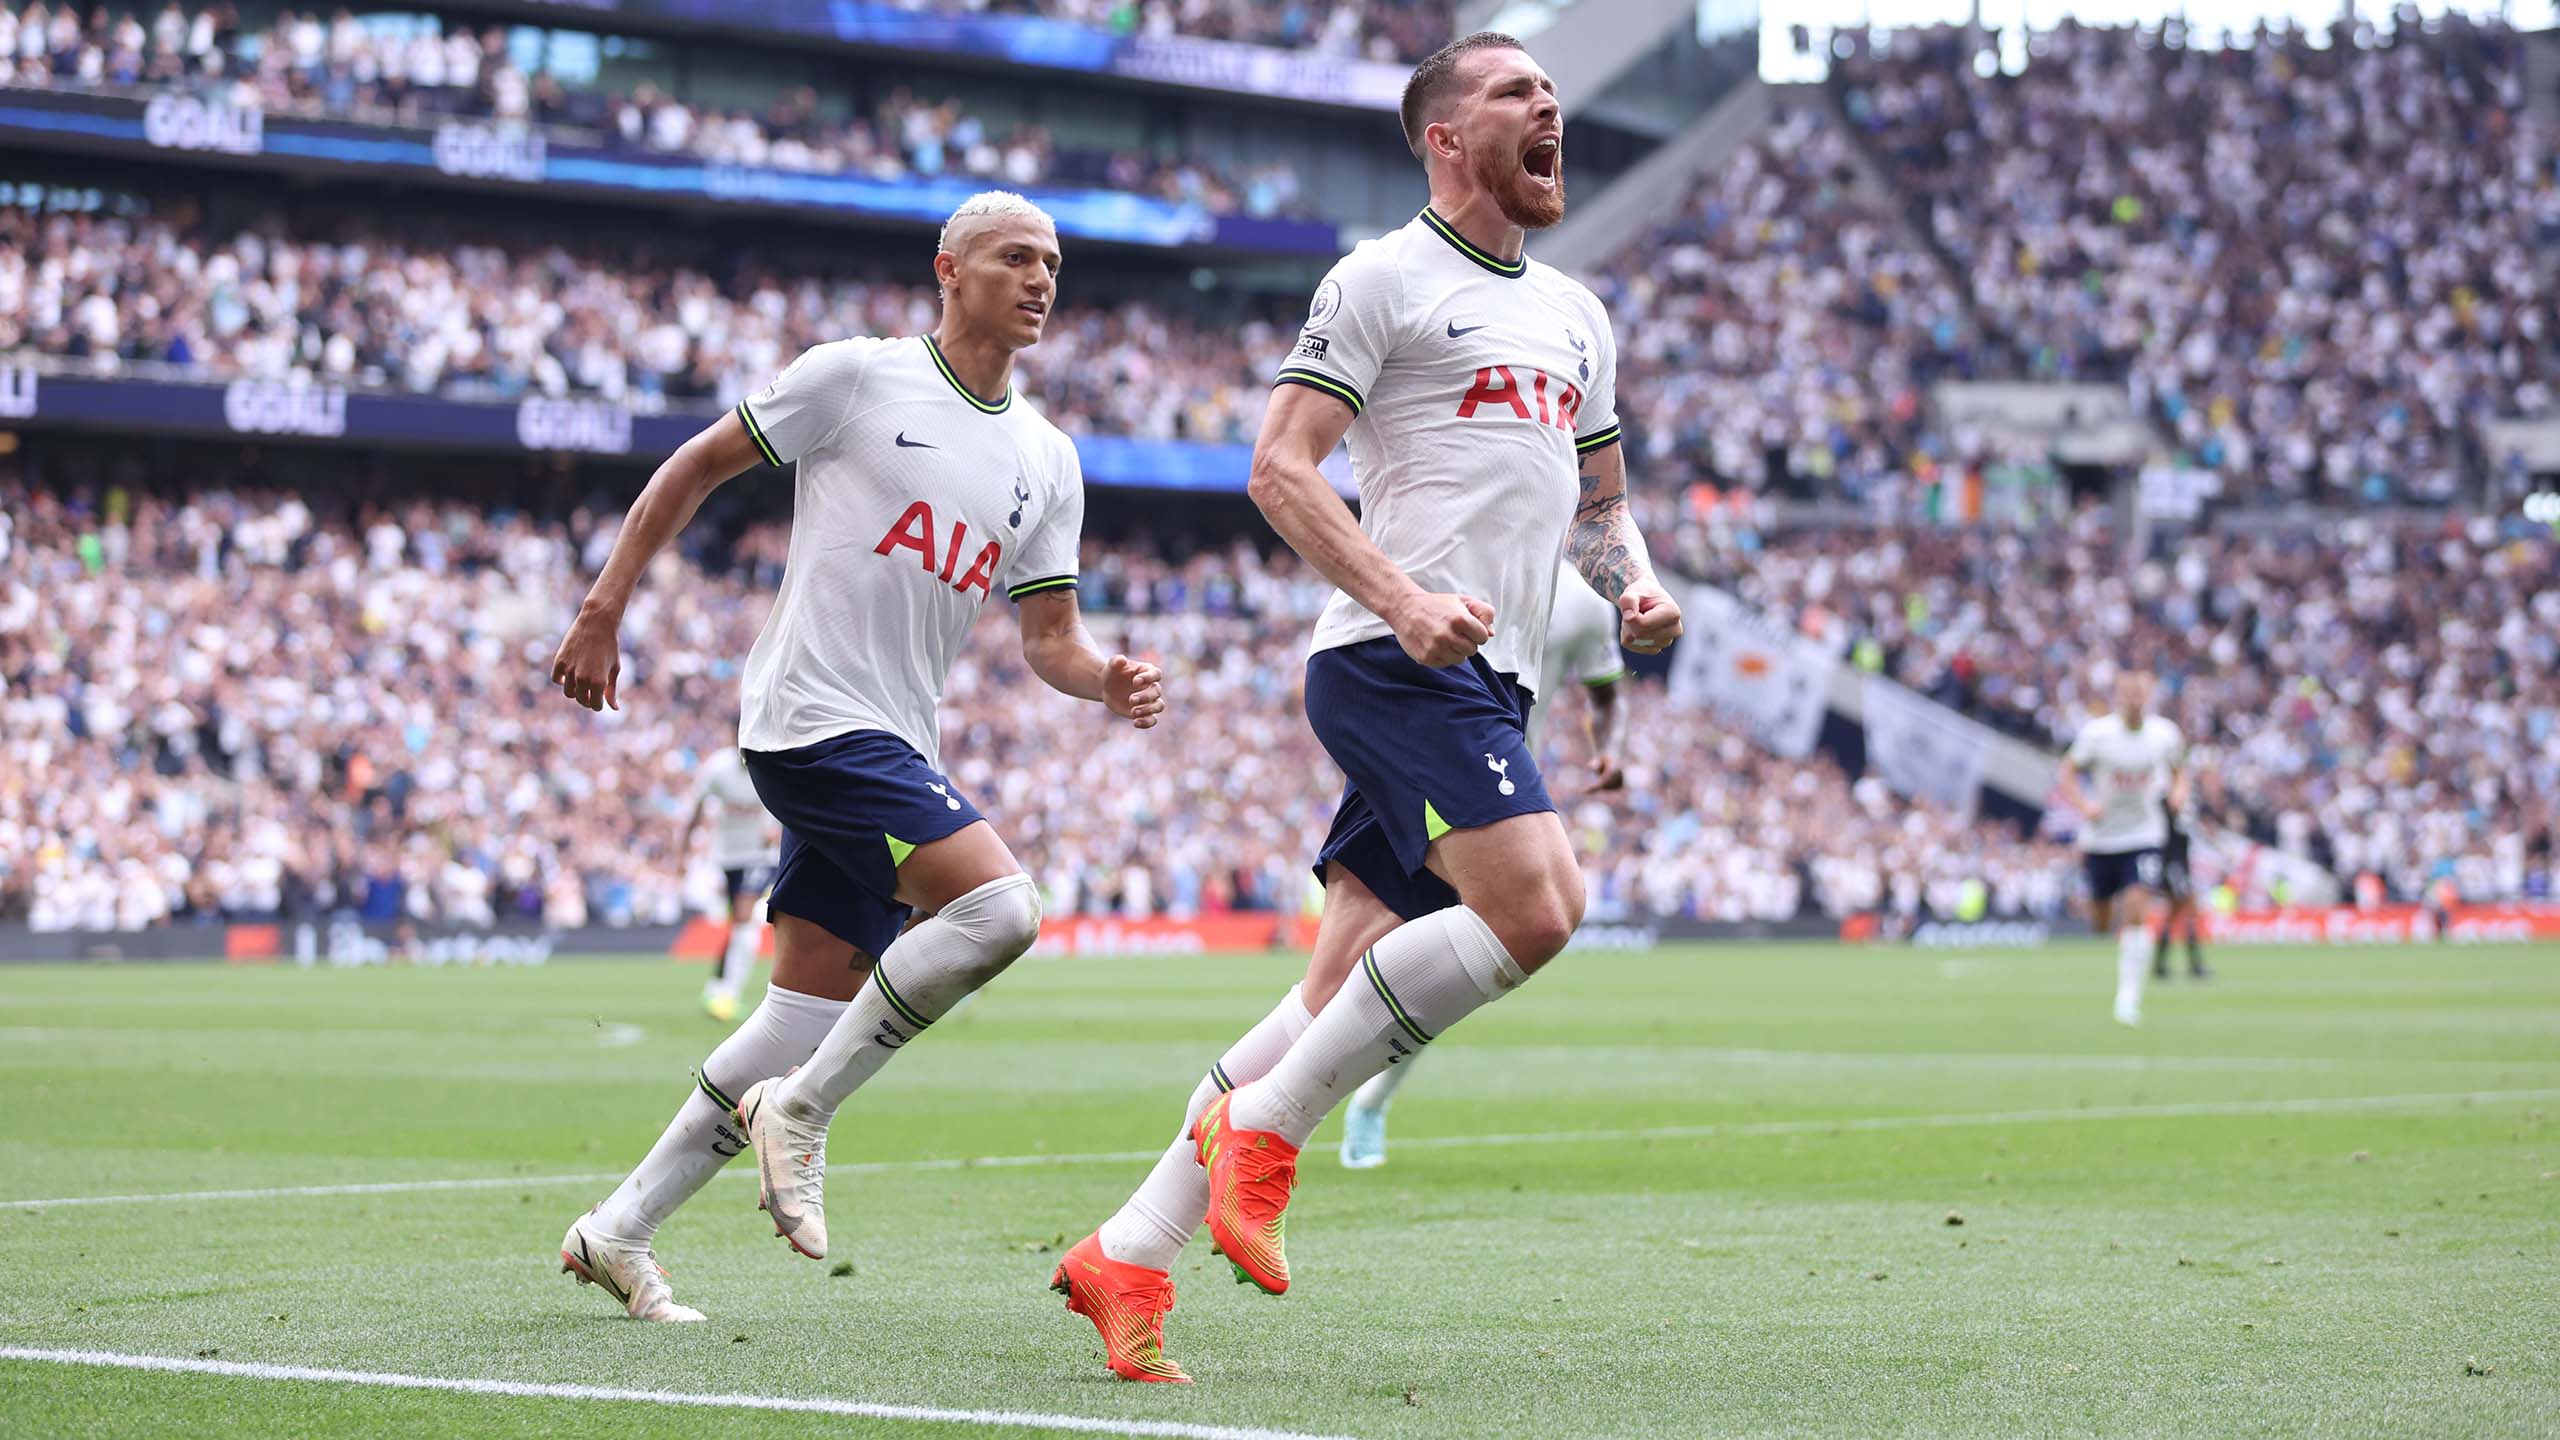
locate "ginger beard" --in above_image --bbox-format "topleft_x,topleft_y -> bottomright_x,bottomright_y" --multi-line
1465,126 -> 1566,230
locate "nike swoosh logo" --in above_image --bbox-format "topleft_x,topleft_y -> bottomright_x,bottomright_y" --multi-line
895,433 -> 936,449
1446,321 -> 1488,338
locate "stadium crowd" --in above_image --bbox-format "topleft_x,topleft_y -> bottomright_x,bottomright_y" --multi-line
1836,20 -> 2560,504
0,478 -> 2072,934
1698,508 -> 2560,904
1,104 -> 2066,490
0,1 -> 1310,218
1596,104 -> 1992,510
0,0 -> 1455,71
0,198 -> 1302,442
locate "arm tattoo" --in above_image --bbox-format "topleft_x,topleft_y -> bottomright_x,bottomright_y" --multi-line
1567,486 -> 1641,602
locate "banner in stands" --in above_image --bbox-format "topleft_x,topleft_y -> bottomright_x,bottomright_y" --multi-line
0,918 -> 683,965
2204,904 -> 2560,946
0,89 -> 1339,255
3,366 -> 1262,492
512,0 -> 1409,111
1861,674 -> 1990,818
0,914 -> 1897,965
1030,914 -> 1293,956
1843,903 -> 2560,947
1667,584 -> 1836,758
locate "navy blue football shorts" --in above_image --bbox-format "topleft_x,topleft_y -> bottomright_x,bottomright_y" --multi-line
2084,846 -> 2165,904
1304,636 -> 1556,922
742,729 -> 985,959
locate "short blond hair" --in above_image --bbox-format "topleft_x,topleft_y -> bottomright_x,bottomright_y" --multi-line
937,191 -> 1056,258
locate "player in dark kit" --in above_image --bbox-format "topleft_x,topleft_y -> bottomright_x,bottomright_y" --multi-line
2153,807 -> 2210,981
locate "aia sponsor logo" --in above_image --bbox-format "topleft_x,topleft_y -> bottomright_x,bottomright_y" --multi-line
875,499 -> 1002,598
1454,365 -> 1581,433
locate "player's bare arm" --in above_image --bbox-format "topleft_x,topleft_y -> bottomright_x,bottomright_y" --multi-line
1568,439 -> 1680,654
1016,586 -> 1165,729
2055,758 -> 2099,820
678,792 -> 707,856
1585,675 -> 1628,791
1247,383 -> 1495,668
550,411 -> 764,711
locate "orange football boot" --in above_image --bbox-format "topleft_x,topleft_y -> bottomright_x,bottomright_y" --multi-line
1050,1232 -> 1191,1383
1193,1090 -> 1297,1295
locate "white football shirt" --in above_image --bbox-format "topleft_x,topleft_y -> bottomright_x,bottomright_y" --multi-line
692,746 -> 776,868
1531,561 -> 1627,746
1275,208 -> 1621,685
734,335 -> 1085,766
2066,711 -> 2185,854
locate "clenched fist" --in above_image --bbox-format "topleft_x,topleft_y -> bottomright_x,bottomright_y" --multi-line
1392,591 -> 1496,668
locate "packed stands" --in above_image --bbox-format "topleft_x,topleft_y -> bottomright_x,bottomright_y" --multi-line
1696,508 -> 2560,903
1835,20 -> 2560,504
0,198 -> 1300,442
0,1 -> 1313,218
0,476 -> 2075,933
1593,104 -> 1988,509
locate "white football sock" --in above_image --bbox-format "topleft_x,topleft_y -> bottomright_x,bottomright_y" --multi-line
2116,926 -> 2149,1018
1349,1048 -> 1419,1113
590,983 -> 845,1242
1097,986 -> 1313,1271
712,917 -> 760,995
1229,906 -> 1524,1146
780,874 -> 1042,1124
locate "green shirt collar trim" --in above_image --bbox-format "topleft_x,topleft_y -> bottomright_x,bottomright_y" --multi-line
924,335 -> 1012,413
1420,207 -> 1527,278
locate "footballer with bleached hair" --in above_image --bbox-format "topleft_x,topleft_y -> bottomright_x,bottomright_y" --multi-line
547,192 -> 1165,1321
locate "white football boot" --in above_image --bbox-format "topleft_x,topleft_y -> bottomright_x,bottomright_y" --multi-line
558,1212 -> 704,1322
736,1076 -> 830,1260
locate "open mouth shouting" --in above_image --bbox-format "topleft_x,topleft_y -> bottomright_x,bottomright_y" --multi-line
1522,134 -> 1561,190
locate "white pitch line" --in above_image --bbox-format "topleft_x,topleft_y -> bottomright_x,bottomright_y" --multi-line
12,1087 -> 2556,1213
0,1347 -> 1362,1440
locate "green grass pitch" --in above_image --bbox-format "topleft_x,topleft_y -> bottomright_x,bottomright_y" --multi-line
3,942 -> 2556,1438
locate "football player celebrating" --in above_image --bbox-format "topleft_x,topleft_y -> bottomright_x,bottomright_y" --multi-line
549,192 -> 1163,1321
1050,33 -> 1679,1381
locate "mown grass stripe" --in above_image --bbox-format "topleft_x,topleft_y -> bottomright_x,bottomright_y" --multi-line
16,1088 -> 2556,1210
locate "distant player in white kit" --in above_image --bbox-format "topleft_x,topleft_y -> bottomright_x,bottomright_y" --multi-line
547,192 -> 1164,1322
1337,560 -> 1630,1168
683,745 -> 780,1023
1049,33 -> 1680,1382
2055,670 -> 2186,1026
